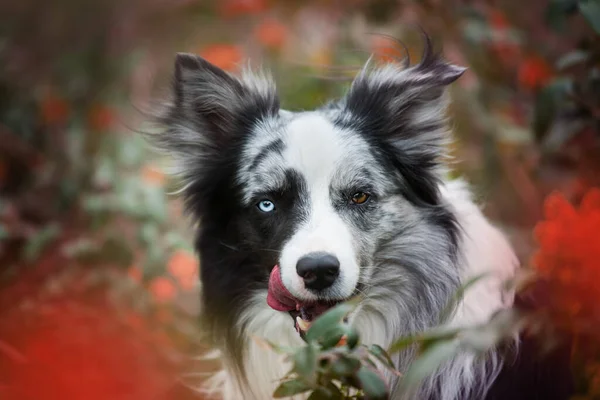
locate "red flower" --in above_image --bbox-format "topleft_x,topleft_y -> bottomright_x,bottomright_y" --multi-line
518,56 -> 553,90
127,266 -> 143,283
199,44 -> 243,71
219,0 -> 267,18
532,189 -> 600,326
141,164 -> 165,186
167,250 -> 198,291
87,104 -> 115,132
1,300 -> 176,400
254,18 -> 288,50
489,10 -> 509,31
149,277 -> 176,303
40,94 -> 70,126
370,35 -> 410,64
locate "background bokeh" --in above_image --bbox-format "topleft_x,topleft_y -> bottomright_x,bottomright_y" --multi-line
0,0 -> 599,399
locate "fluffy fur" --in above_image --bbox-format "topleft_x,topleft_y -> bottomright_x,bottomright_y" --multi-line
148,37 -> 520,400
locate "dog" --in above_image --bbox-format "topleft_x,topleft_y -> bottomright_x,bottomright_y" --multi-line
147,36 -> 573,400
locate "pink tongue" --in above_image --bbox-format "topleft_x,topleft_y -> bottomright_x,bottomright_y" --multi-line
267,265 -> 298,312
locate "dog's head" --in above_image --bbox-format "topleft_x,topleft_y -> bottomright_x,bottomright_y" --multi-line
152,37 -> 466,344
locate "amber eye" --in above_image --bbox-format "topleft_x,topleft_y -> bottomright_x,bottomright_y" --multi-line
351,192 -> 370,205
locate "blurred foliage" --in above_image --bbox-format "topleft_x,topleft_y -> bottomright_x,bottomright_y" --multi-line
0,0 -> 599,399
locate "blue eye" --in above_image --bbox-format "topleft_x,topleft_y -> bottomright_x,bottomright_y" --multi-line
257,199 -> 275,213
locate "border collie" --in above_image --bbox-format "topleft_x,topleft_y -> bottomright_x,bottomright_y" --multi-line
148,36 -> 535,400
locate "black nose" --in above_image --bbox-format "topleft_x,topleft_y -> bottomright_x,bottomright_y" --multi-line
296,252 -> 340,291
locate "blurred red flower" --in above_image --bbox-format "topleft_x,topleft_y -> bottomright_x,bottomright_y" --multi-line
0,300 -> 176,400
518,56 -> 553,90
489,10 -> 509,31
487,10 -> 521,68
219,0 -> 267,18
255,18 -> 288,50
40,94 -> 70,126
87,104 -> 115,132
200,44 -> 243,72
370,35 -> 408,64
141,164 -> 165,186
532,189 -> 600,326
149,277 -> 177,303
128,266 -> 143,283
167,250 -> 198,291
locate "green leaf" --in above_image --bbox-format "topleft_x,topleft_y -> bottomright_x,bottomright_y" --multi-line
399,339 -> 461,393
140,184 -> 167,223
117,135 -> 145,168
419,327 -> 464,353
346,328 -> 360,350
388,326 -> 461,354
319,326 -> 348,350
579,0 -> 600,34
100,233 -> 134,268
330,354 -> 362,377
387,334 -> 421,354
138,222 -> 160,247
21,223 -> 61,262
355,366 -> 388,400
439,273 -> 490,323
532,78 -> 573,141
293,344 -> 319,385
61,238 -> 100,261
305,298 -> 360,343
459,308 -> 526,354
93,157 -> 116,188
502,269 -> 538,294
0,223 -> 9,240
273,379 -> 312,398
252,337 -> 297,355
461,20 -> 492,44
545,0 -> 578,31
368,345 -> 396,372
556,50 -> 589,70
308,382 -> 344,400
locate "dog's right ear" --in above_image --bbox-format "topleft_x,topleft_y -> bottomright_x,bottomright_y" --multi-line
170,53 -> 279,155
150,53 -> 280,205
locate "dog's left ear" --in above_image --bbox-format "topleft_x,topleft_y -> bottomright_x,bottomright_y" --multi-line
339,37 -> 466,204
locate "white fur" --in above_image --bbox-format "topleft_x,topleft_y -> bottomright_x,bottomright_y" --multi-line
279,114 -> 362,301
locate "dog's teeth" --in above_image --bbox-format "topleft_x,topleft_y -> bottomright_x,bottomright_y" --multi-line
296,316 -> 311,331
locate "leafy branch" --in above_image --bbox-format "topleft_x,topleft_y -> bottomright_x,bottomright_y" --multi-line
265,273 -> 531,400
